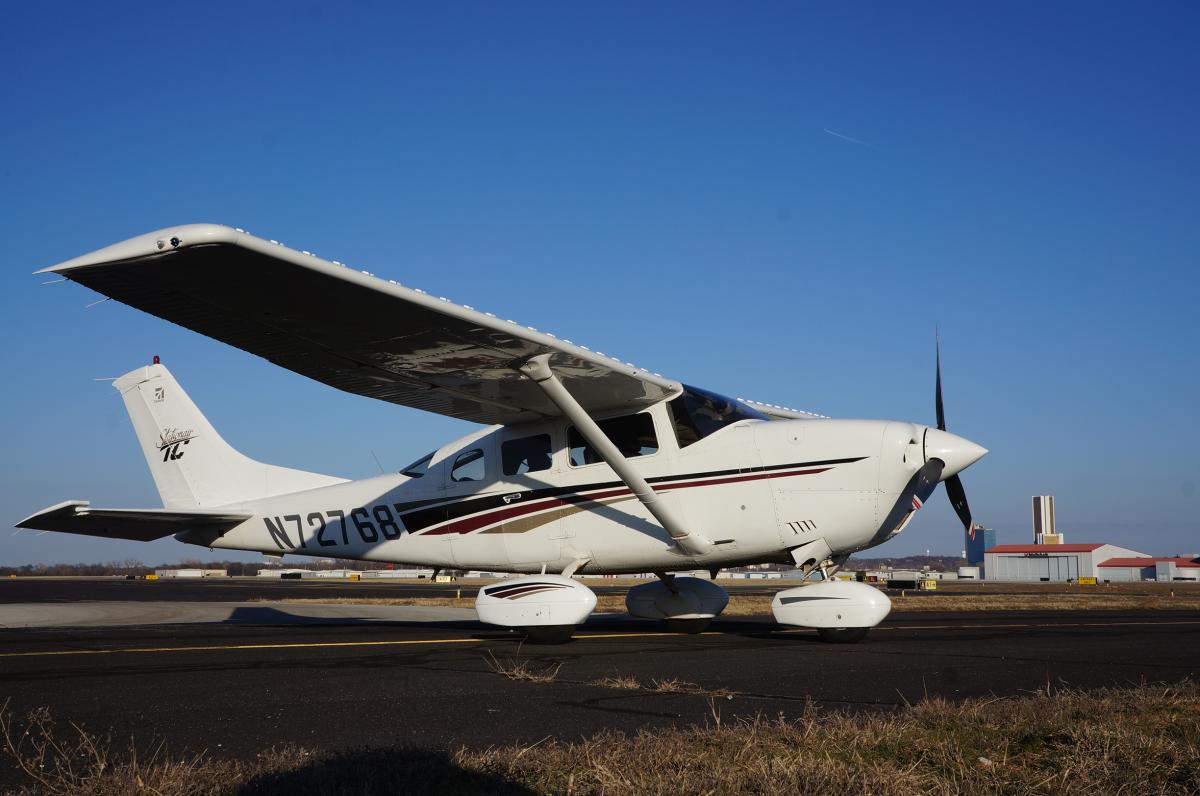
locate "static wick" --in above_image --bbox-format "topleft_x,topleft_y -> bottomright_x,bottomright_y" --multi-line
84,298 -> 111,309
41,278 -> 66,285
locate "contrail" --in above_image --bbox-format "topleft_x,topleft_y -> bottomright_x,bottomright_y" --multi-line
823,128 -> 874,148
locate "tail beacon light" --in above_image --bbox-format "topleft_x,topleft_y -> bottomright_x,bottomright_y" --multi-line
772,580 -> 892,643
475,575 -> 597,644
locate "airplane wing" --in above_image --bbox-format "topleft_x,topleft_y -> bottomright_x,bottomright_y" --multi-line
16,501 -> 252,542
737,398 -> 829,420
39,225 -> 681,425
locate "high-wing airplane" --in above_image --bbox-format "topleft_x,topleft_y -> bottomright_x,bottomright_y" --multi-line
18,224 -> 986,643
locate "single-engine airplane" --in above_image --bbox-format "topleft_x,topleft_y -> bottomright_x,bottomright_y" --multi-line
18,224 -> 986,643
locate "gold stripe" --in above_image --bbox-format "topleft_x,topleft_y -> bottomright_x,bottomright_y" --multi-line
481,495 -> 638,534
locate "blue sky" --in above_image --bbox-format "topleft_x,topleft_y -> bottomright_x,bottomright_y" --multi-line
2,2 -> 1197,565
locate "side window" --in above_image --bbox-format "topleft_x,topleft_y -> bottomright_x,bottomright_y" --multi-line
502,434 -> 553,476
401,452 -> 434,478
569,413 -> 658,467
450,448 -> 486,482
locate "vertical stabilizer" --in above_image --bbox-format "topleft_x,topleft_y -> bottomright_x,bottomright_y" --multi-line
113,362 -> 346,508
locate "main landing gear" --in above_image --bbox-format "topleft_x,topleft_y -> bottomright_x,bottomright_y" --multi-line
474,574 -> 597,644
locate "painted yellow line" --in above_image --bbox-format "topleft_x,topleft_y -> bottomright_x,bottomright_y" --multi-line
0,630 -> 723,659
0,637 -> 488,658
1,621 -> 1194,660
874,620 -> 1200,631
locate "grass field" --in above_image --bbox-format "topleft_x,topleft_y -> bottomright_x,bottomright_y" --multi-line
4,682 -> 1197,794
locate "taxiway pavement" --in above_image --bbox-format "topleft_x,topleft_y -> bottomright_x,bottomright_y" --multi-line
1,583 -> 1196,786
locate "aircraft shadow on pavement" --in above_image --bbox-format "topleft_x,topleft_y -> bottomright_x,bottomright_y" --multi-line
218,606 -> 819,645
220,605 -> 483,632
234,746 -> 536,796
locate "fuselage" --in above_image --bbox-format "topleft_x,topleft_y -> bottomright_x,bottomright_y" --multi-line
190,401 -> 950,574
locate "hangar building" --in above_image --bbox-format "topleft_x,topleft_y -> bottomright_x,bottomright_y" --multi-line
1098,557 -> 1200,582
984,543 -> 1147,581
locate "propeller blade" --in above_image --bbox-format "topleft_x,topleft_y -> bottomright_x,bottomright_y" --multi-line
944,473 -> 973,533
935,333 -> 946,431
913,459 -> 944,506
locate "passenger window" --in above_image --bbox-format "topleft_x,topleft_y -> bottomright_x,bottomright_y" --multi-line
502,434 -> 553,476
450,448 -> 486,482
569,413 -> 658,467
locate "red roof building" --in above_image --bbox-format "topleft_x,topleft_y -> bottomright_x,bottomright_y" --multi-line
1095,556 -> 1200,582
983,543 -> 1148,581
987,543 -> 1107,554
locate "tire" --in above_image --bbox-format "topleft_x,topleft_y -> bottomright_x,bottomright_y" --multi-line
523,625 -> 576,644
817,626 -> 870,644
662,617 -> 712,634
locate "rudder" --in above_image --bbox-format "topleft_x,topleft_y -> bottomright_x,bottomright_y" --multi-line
114,362 -> 346,508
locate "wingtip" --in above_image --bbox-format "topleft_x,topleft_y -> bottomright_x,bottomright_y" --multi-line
33,224 -> 242,276
15,500 -> 89,529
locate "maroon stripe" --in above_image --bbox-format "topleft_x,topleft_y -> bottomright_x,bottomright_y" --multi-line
500,586 -> 568,599
420,466 -> 832,537
487,583 -> 571,598
421,486 -> 631,536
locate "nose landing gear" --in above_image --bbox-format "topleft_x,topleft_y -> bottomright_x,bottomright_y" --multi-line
626,573 -> 729,633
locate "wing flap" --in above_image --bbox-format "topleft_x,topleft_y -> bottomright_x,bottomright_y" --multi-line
40,225 -> 679,425
16,501 -> 252,542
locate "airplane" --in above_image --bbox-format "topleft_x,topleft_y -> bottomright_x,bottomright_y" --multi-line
18,224 -> 987,643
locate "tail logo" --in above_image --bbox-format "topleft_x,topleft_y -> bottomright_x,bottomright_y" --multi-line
158,428 -> 196,462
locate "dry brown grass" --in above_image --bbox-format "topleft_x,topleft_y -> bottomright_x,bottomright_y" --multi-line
590,674 -> 644,690
484,651 -> 563,683
4,683 -> 1198,794
890,592 -> 1200,611
646,678 -> 738,699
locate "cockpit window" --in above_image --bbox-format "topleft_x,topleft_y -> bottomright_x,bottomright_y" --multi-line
400,452 -> 434,478
502,434 -> 553,476
669,385 -> 768,447
569,413 -> 658,466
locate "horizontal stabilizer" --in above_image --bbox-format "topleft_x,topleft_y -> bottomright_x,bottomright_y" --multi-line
16,501 -> 252,542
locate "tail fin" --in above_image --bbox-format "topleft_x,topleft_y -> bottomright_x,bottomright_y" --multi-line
113,362 -> 346,508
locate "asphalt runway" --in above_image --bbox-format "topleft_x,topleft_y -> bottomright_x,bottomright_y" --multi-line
1,580 -> 1197,789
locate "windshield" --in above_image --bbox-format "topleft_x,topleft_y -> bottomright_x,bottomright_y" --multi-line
400,452 -> 434,478
669,385 -> 768,447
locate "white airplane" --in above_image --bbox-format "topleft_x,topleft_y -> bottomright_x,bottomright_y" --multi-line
18,224 -> 986,643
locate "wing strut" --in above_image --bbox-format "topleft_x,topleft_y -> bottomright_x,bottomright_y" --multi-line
518,355 -> 712,557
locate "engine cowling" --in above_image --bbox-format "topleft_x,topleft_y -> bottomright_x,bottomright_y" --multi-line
771,580 -> 891,643
475,575 -> 596,643
626,577 -> 729,633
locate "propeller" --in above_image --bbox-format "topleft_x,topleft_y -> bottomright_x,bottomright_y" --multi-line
934,336 -> 975,535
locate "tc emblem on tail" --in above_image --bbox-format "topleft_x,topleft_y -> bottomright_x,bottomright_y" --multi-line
157,428 -> 195,462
